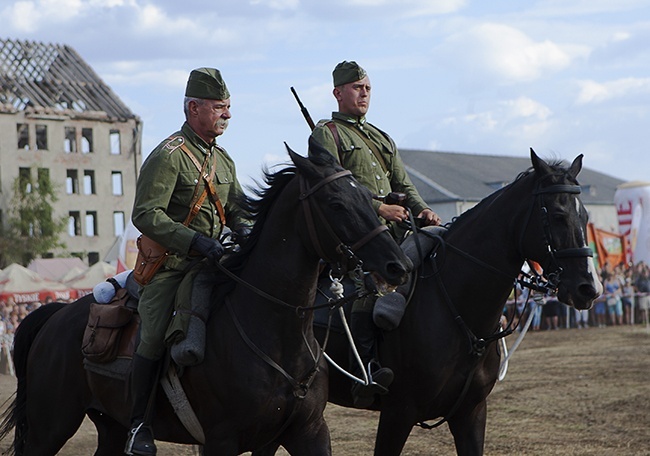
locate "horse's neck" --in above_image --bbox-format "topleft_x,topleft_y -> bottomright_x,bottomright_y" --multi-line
233,199 -> 320,333
436,186 -> 530,332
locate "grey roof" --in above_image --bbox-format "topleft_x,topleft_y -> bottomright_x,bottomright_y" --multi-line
399,149 -> 625,205
0,37 -> 136,121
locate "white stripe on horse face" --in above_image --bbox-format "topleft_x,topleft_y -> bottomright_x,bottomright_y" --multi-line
588,256 -> 604,296
574,196 -> 602,295
575,196 -> 588,247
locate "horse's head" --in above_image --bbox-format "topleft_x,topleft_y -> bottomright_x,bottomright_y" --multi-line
286,139 -> 412,288
519,149 -> 603,309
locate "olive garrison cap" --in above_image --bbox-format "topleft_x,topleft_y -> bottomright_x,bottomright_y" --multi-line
332,61 -> 367,87
185,68 -> 230,100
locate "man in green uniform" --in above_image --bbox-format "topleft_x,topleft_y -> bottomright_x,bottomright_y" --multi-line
125,68 -> 250,455
309,60 -> 441,407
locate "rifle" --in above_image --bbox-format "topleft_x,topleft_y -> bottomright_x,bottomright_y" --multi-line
290,87 -> 316,131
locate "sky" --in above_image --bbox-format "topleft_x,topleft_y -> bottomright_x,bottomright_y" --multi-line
2,0 -> 650,189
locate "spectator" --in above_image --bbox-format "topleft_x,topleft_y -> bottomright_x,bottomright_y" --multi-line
604,273 -> 623,326
542,298 -> 561,330
592,293 -> 608,328
575,307 -> 589,328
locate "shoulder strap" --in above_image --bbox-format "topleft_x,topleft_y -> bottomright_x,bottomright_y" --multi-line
330,120 -> 388,174
325,121 -> 344,165
177,141 -> 227,227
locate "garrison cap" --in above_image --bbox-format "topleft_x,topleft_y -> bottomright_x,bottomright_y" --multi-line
332,61 -> 367,87
185,68 -> 230,100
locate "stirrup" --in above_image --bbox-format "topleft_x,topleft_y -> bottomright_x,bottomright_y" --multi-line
125,422 -> 157,456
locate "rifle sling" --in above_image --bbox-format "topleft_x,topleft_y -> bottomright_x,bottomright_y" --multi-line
327,120 -> 388,175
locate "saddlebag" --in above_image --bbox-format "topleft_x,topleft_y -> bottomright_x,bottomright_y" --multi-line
82,288 -> 135,363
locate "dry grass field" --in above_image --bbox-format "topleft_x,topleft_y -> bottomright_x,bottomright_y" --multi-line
1,324 -> 649,455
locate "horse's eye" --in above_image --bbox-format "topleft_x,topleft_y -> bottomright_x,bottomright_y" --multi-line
329,201 -> 345,211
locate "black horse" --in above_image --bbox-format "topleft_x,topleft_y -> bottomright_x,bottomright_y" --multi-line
288,149 -> 599,456
0,144 -> 412,455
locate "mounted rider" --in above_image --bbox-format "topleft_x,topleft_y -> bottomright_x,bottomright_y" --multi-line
126,68 -> 250,455
308,61 -> 441,407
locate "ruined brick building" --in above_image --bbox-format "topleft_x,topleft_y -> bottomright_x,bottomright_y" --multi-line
0,38 -> 141,265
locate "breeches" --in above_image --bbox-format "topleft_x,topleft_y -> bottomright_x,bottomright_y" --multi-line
136,264 -> 200,360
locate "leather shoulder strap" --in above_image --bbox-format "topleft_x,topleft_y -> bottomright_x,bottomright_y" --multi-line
325,121 -> 344,165
179,143 -> 226,226
330,120 -> 388,174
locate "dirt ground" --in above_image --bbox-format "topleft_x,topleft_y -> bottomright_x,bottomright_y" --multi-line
1,324 -> 649,455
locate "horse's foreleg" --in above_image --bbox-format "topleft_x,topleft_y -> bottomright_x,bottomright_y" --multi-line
278,417 -> 331,456
87,409 -> 128,456
374,408 -> 417,456
251,442 -> 281,456
448,399 -> 487,456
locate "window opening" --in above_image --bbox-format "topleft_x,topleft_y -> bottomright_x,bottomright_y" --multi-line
81,128 -> 93,153
110,130 -> 121,155
36,124 -> 48,150
17,124 -> 29,150
111,171 -> 123,195
64,127 -> 76,153
83,170 -> 96,195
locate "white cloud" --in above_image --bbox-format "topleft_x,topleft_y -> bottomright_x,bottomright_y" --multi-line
576,77 -> 650,104
440,23 -> 589,84
5,0 -> 132,32
342,0 -> 465,15
250,0 -> 300,10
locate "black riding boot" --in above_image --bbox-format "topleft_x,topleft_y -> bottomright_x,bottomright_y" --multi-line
125,354 -> 160,456
349,311 -> 394,408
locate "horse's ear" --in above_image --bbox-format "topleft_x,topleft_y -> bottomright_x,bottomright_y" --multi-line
530,148 -> 553,176
308,136 -> 337,167
285,142 -> 320,177
568,154 -> 583,179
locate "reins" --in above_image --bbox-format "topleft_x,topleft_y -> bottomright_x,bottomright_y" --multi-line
414,173 -> 594,430
213,166 -> 392,431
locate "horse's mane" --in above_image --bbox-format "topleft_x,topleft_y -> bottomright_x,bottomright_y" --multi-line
448,158 -> 576,229
220,164 -> 298,274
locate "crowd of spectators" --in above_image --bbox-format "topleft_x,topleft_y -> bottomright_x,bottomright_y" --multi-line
0,297 -> 49,337
506,260 -> 650,330
1,261 -> 649,339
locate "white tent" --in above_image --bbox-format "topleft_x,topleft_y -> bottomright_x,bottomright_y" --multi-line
0,263 -> 75,303
27,257 -> 87,281
65,262 -> 117,297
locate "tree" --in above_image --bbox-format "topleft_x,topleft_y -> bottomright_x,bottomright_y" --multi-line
0,168 -> 67,267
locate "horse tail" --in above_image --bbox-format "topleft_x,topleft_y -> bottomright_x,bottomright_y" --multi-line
0,302 -> 67,456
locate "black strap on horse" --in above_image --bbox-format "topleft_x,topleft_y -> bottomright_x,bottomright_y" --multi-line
518,180 -> 594,289
298,169 -> 389,273
414,178 -> 595,430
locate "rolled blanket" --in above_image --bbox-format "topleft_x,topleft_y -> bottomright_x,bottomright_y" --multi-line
373,292 -> 407,331
170,269 -> 213,366
93,270 -> 133,303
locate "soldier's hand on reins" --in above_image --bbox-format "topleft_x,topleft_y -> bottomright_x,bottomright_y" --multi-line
191,233 -> 225,265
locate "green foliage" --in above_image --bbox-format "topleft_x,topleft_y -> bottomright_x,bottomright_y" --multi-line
0,168 -> 67,267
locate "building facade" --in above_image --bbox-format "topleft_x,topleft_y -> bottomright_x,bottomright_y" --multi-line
399,149 -> 624,232
0,38 -> 141,265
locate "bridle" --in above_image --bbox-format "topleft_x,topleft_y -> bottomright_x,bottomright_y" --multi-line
517,177 -> 594,290
215,167 -> 393,414
416,172 -> 595,430
298,169 -> 389,275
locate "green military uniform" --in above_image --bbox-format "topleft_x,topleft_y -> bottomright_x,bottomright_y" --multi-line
126,67 -> 248,456
306,61 -> 430,407
310,113 -> 428,222
132,122 -> 248,359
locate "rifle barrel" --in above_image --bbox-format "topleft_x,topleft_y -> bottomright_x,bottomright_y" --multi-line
291,87 -> 316,131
